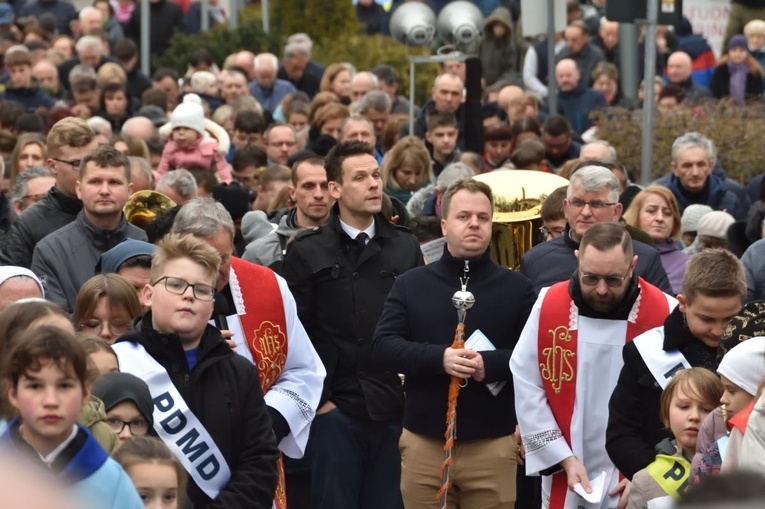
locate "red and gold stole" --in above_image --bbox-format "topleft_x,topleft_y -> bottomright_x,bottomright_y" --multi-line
537,277 -> 669,508
230,257 -> 289,508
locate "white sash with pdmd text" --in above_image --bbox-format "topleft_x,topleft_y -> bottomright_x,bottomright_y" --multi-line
633,329 -> 691,390
112,342 -> 232,499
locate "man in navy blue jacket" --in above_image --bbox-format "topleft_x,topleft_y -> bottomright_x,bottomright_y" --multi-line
553,58 -> 606,136
372,178 -> 535,508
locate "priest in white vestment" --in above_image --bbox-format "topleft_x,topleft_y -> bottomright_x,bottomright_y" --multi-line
511,223 -> 677,509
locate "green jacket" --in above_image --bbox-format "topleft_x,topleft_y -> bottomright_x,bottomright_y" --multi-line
79,396 -> 120,454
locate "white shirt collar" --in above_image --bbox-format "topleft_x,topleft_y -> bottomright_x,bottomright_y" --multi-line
339,218 -> 375,243
35,425 -> 78,466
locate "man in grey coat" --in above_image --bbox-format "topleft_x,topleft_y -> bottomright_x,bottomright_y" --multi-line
742,238 -> 765,303
243,155 -> 331,272
31,146 -> 146,313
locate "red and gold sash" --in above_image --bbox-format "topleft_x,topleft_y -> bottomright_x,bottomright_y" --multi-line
537,277 -> 669,509
230,257 -> 289,509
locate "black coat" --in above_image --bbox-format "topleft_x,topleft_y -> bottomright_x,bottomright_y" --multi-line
519,227 -> 673,295
0,186 -> 82,268
708,63 -> 764,100
282,207 -> 424,421
124,0 -> 185,57
371,247 -> 535,440
605,307 -> 720,479
117,316 -> 279,509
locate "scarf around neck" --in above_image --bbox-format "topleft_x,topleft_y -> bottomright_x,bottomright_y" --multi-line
727,60 -> 749,105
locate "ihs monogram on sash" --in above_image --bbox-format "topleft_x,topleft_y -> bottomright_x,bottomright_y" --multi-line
540,325 -> 575,394
251,320 -> 287,391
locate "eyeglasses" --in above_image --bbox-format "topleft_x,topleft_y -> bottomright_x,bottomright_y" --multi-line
105,418 -> 149,436
579,268 -> 631,288
568,198 -> 617,210
152,276 -> 216,301
80,319 -> 130,336
539,226 -> 566,239
52,157 -> 82,169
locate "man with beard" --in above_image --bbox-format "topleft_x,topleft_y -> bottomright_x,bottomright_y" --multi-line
511,222 -> 677,509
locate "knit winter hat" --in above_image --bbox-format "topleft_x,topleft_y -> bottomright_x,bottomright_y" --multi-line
681,204 -> 713,234
170,93 -> 206,137
718,337 -> 765,397
92,372 -> 154,427
697,210 -> 735,240
729,34 -> 749,51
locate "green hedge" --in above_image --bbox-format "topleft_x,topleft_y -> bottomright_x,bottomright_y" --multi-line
593,100 -> 765,185
155,5 -> 439,107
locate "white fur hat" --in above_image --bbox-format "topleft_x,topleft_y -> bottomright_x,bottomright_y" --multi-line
170,94 -> 206,137
697,210 -> 735,240
717,337 -> 765,397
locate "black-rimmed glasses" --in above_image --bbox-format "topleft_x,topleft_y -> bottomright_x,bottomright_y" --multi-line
151,276 -> 216,301
105,418 -> 149,436
52,157 -> 82,169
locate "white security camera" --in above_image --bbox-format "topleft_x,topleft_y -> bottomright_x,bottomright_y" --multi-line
437,1 -> 483,45
389,2 -> 437,46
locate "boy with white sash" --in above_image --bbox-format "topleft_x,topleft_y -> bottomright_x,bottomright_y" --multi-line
172,197 -> 326,508
113,234 -> 279,509
511,223 -> 676,509
606,249 -> 747,481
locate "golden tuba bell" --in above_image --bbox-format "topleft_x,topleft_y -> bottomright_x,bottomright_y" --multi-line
473,170 -> 570,270
123,190 -> 177,230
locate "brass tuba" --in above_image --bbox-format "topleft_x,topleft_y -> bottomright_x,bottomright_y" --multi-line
473,170 -> 569,270
123,190 -> 177,230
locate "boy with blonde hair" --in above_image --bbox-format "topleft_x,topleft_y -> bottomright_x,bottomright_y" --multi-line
112,234 -> 278,509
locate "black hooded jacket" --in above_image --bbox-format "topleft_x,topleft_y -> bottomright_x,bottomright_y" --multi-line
116,315 -> 279,509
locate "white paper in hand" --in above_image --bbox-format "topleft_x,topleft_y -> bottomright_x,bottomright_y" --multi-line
465,329 -> 506,396
572,470 -> 606,504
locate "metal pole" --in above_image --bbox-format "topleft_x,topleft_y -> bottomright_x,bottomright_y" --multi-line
546,0 -> 557,115
229,0 -> 238,30
619,23 -> 638,101
640,0 -> 659,186
140,0 -> 150,77
409,56 -> 416,138
262,0 -> 270,34
201,0 -> 209,31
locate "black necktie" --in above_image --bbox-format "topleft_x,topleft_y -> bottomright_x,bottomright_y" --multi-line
356,232 -> 369,247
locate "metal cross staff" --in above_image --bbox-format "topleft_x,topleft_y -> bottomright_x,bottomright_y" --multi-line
437,260 -> 475,508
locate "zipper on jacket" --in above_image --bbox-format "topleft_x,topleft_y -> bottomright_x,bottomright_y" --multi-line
184,373 -> 190,388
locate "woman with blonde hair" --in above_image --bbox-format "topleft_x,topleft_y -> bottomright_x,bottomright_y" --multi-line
382,136 -> 433,204
319,63 -> 354,104
623,185 -> 688,294
10,132 -> 47,188
73,273 -> 143,345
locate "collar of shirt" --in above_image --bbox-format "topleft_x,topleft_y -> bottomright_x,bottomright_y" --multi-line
339,218 -> 375,243
38,425 -> 78,466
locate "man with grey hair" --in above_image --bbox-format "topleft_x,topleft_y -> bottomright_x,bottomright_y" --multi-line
580,140 -> 616,161
406,161 -> 475,218
358,90 -> 391,140
278,42 -> 321,98
155,169 -> 197,205
10,166 -> 55,217
654,131 -> 746,219
250,52 -> 297,114
128,156 -> 154,192
172,196 -> 325,506
370,64 -> 420,116
79,5 -> 123,50
350,71 -> 378,103
285,33 -> 325,78
520,165 -> 672,294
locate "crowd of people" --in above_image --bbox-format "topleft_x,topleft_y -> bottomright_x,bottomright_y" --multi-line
2,0 -> 765,509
